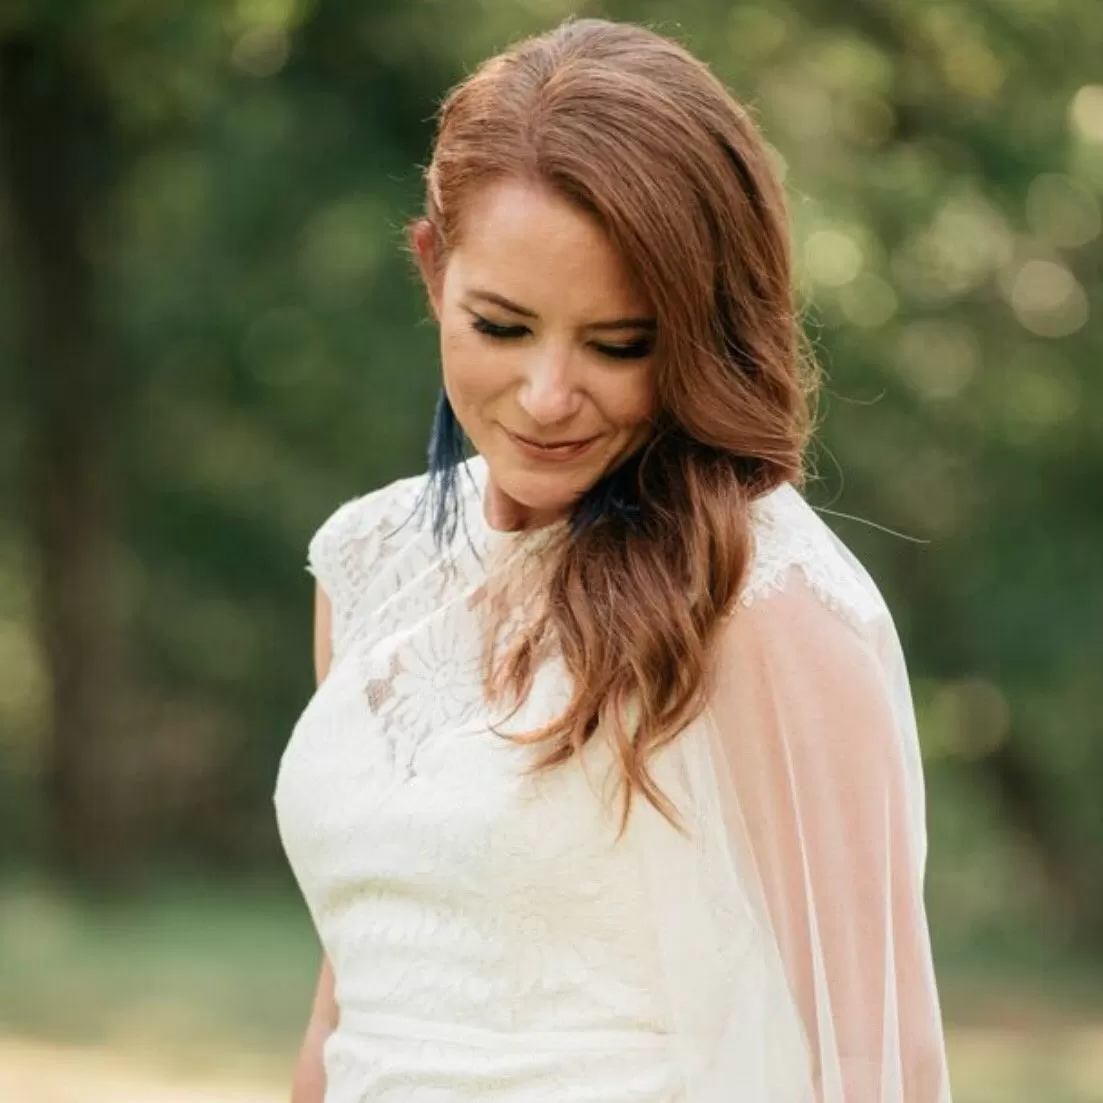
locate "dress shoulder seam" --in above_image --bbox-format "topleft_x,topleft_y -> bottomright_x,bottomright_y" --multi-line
738,485 -> 884,630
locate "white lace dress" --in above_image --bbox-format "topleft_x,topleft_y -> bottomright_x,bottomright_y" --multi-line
274,456 -> 951,1103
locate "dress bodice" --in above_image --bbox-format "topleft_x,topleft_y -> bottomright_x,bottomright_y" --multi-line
274,460 -> 682,1101
274,456 -> 943,1103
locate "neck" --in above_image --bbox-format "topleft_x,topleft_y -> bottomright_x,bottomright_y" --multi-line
483,478 -> 564,534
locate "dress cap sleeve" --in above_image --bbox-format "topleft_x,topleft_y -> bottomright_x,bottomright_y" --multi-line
306,473 -> 427,660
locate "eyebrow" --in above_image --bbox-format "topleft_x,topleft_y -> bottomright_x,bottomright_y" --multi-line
468,289 -> 656,332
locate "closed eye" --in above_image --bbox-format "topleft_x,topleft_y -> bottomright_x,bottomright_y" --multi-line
471,315 -> 529,340
592,337 -> 653,361
471,314 -> 653,360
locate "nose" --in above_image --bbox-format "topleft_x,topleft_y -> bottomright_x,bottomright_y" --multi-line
516,346 -> 583,425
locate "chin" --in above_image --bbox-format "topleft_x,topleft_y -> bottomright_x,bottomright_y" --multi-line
506,474 -> 583,513
495,462 -> 597,515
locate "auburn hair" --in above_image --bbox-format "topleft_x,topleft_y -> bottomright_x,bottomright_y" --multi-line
415,18 -> 816,827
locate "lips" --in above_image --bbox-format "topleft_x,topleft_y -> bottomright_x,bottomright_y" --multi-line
503,427 -> 599,461
513,432 -> 594,449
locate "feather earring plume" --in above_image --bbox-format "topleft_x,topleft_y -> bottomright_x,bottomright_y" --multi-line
425,389 -> 466,546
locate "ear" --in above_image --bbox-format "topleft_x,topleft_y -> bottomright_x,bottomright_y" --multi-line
409,217 -> 444,320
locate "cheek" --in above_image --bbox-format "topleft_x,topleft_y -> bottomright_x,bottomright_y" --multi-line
439,321 -> 499,407
596,369 -> 657,431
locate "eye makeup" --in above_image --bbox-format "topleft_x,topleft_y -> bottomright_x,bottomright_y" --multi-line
469,314 -> 653,360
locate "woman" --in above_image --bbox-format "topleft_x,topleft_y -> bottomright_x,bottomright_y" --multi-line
275,17 -> 952,1103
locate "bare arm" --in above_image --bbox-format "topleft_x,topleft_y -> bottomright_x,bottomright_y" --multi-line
290,585 -> 339,1103
311,582 -> 334,688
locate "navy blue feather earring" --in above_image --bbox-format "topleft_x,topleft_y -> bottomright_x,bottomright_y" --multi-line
425,389 -> 466,545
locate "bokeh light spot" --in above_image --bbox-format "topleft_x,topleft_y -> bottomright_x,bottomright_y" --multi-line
1008,260 -> 1089,338
837,272 -> 899,328
929,679 -> 1011,760
892,194 -> 1013,304
1025,173 -> 1101,249
1069,84 -> 1103,142
725,6 -> 788,61
1002,348 -> 1082,438
765,76 -> 833,142
803,227 -> 865,287
894,319 -> 979,400
232,26 -> 290,77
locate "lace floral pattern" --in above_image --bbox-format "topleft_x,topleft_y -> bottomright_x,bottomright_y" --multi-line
275,458 -> 898,1102
742,483 -> 885,627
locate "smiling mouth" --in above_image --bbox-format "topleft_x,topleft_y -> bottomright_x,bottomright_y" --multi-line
513,432 -> 595,448
504,428 -> 600,457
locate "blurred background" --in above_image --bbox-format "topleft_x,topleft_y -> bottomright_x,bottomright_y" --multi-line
0,0 -> 1100,1100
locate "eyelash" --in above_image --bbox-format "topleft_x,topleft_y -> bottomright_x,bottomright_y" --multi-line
470,315 -> 653,361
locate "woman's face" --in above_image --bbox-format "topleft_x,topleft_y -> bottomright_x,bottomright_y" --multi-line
419,178 -> 657,531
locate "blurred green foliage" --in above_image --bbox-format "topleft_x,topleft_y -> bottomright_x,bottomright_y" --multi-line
0,0 -> 1100,953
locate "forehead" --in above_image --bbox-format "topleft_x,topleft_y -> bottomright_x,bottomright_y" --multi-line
444,177 -> 649,316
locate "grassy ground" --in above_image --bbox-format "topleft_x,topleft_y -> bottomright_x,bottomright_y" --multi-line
2,875 -> 1101,1103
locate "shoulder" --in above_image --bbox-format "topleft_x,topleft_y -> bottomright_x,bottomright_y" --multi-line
310,470 -> 429,561
741,483 -> 887,632
714,490 -> 906,775
711,485 -> 926,846
306,469 -> 437,659
720,484 -> 916,772
307,469 -> 430,599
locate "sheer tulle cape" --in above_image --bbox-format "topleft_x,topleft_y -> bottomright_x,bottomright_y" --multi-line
638,544 -> 952,1102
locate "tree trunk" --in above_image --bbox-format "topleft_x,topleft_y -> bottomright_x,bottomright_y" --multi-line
0,33 -> 129,877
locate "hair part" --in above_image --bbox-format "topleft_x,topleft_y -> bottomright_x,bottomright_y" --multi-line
416,17 -> 816,830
